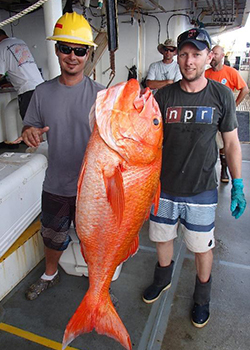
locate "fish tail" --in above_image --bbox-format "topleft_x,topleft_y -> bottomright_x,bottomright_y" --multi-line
62,289 -> 132,350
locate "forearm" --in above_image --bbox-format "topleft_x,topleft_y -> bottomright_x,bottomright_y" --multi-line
146,79 -> 173,89
235,86 -> 249,106
224,139 -> 242,179
22,125 -> 32,133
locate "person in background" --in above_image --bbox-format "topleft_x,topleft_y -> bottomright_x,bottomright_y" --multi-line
17,12 -> 105,301
0,29 -> 44,120
146,38 -> 182,92
143,28 -> 246,329
224,55 -> 230,66
205,45 -> 249,183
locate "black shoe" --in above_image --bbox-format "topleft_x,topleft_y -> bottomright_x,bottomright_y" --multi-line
221,166 -> 229,183
142,281 -> 171,304
142,261 -> 174,304
220,154 -> 229,183
191,303 -> 210,328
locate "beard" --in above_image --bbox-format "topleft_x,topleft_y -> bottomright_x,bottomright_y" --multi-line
210,59 -> 219,68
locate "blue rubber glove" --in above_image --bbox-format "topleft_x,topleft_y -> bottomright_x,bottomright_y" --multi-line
231,179 -> 246,219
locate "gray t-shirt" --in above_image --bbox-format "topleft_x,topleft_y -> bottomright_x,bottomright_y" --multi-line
147,60 -> 182,82
24,76 -> 104,196
155,79 -> 238,196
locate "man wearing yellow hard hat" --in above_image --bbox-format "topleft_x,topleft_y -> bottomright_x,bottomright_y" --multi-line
20,12 -> 104,300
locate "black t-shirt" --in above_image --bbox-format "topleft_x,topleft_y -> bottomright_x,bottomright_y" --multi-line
155,79 -> 238,196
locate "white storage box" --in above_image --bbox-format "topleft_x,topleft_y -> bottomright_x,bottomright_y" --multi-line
26,140 -> 48,158
59,228 -> 123,281
0,152 -> 47,257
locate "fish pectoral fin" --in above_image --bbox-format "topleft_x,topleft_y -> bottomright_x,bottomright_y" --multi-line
103,164 -> 125,226
153,180 -> 161,215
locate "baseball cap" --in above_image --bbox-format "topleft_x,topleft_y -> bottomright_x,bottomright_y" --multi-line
157,38 -> 177,54
177,28 -> 212,51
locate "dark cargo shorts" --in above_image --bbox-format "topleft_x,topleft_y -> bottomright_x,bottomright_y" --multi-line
18,90 -> 35,120
40,191 -> 76,251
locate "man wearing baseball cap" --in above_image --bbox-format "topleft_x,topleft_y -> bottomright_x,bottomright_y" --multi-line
143,28 -> 246,328
146,38 -> 182,91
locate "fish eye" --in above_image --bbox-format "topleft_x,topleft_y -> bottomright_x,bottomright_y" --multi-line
153,118 -> 160,126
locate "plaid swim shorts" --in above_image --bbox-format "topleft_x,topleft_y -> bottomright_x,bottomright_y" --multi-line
40,191 -> 76,251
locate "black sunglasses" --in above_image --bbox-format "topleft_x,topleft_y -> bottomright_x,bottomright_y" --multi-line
163,47 -> 176,52
56,43 -> 88,57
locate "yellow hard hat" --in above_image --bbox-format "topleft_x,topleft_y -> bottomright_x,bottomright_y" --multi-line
47,12 -> 97,47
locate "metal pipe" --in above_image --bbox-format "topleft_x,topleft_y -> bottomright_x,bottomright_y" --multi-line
212,0 -> 219,15
232,0 -> 235,18
222,0 -> 228,18
106,0 -> 118,52
148,0 -> 168,13
217,0 -> 225,19
205,0 -> 213,14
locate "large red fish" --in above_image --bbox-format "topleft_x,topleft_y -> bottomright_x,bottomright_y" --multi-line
62,78 -> 163,350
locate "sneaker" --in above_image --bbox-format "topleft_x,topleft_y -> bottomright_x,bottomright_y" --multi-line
191,303 -> 210,328
25,273 -> 60,300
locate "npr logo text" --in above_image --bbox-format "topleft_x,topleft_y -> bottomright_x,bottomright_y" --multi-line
166,107 -> 214,124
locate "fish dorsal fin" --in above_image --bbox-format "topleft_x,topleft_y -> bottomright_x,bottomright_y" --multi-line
103,164 -> 125,226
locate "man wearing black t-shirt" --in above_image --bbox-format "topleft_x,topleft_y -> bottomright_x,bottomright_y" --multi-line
142,28 -> 246,328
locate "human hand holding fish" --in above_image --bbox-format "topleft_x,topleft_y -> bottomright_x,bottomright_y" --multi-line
62,79 -> 163,350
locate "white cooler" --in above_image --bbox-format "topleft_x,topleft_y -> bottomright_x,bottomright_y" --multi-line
0,152 -> 47,257
59,228 -> 123,281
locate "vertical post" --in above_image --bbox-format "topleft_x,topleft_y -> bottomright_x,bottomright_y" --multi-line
43,0 -> 62,79
105,0 -> 118,52
105,0 -> 118,87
